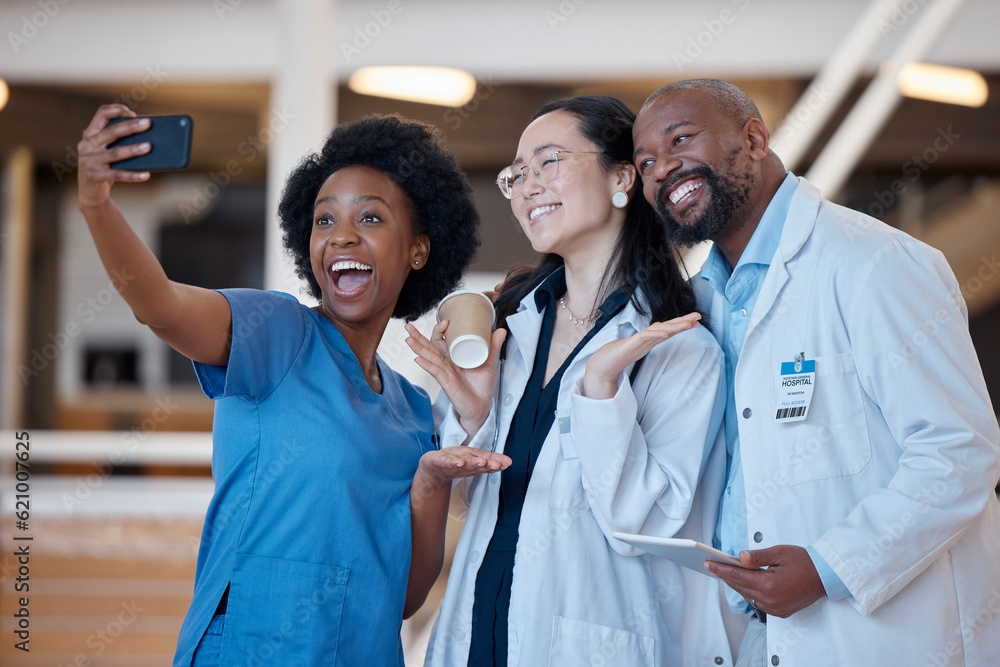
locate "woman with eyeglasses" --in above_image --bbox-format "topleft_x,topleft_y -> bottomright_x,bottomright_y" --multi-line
407,96 -> 733,666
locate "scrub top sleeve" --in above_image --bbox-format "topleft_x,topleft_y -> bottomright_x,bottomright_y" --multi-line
192,289 -> 307,401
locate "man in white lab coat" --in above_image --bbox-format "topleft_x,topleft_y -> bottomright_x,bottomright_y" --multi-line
632,78 -> 1000,666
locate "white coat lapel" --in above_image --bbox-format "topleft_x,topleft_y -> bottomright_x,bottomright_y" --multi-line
745,177 -> 821,339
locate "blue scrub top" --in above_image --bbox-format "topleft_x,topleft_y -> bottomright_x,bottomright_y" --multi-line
173,289 -> 434,667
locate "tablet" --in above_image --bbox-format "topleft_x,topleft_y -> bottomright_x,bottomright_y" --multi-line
613,532 -> 759,578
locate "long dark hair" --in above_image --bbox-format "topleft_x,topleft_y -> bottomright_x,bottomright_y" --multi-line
493,95 -> 695,330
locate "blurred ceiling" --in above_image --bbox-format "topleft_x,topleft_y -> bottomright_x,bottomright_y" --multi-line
1,0 -> 999,313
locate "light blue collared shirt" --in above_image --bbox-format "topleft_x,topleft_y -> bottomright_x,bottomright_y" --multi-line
703,173 -> 849,612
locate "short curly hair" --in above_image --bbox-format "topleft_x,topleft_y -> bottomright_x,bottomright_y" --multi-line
278,114 -> 480,321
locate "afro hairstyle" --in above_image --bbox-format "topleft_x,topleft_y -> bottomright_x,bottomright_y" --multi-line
278,114 -> 480,321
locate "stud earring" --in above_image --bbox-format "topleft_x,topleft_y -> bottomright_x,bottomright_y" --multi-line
611,191 -> 628,209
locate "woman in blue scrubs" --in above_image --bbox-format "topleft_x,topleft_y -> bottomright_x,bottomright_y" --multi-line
76,107 -> 510,666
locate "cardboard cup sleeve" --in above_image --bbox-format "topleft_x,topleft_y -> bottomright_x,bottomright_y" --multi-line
436,290 -> 496,369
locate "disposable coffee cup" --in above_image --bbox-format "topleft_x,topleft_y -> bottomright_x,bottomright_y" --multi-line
436,290 -> 495,369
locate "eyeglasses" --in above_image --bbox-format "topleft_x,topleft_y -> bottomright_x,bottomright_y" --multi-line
496,149 -> 603,199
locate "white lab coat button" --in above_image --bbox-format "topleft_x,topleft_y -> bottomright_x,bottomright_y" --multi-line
743,407 -> 752,419
771,655 -> 780,666
503,393 -> 513,407
754,531 -> 763,543
715,658 -> 725,665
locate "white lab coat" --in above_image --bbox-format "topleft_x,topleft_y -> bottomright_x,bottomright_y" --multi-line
693,177 -> 1000,666
424,285 -> 734,667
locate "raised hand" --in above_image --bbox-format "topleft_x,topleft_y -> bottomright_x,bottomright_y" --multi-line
405,320 -> 506,438
75,105 -> 233,366
77,104 -> 153,210
583,312 -> 702,399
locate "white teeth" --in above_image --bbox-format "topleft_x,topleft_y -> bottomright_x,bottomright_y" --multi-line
670,180 -> 702,205
330,261 -> 372,272
530,204 -> 560,221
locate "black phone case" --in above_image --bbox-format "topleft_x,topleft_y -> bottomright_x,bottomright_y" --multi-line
108,114 -> 193,171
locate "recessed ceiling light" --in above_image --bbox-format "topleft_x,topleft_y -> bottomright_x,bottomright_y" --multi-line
348,67 -> 477,107
898,62 -> 988,108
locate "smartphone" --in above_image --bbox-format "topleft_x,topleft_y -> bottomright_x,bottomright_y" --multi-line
108,114 -> 193,171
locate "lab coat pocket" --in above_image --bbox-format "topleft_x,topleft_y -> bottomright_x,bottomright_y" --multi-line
548,616 -> 655,666
776,352 -> 872,486
221,552 -> 349,667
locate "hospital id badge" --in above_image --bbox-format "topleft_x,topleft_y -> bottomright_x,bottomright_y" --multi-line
775,355 -> 815,422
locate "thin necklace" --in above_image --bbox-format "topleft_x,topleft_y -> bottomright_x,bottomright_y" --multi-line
558,294 -> 598,326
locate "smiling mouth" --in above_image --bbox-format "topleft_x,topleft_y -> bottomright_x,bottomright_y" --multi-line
668,178 -> 704,207
330,261 -> 373,293
529,204 -> 560,221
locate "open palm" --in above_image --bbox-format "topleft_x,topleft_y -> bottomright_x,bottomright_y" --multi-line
584,312 -> 702,399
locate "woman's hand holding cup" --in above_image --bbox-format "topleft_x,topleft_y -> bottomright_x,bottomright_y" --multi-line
404,292 -> 506,439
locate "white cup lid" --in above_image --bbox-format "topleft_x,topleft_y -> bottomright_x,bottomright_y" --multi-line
449,334 -> 489,369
